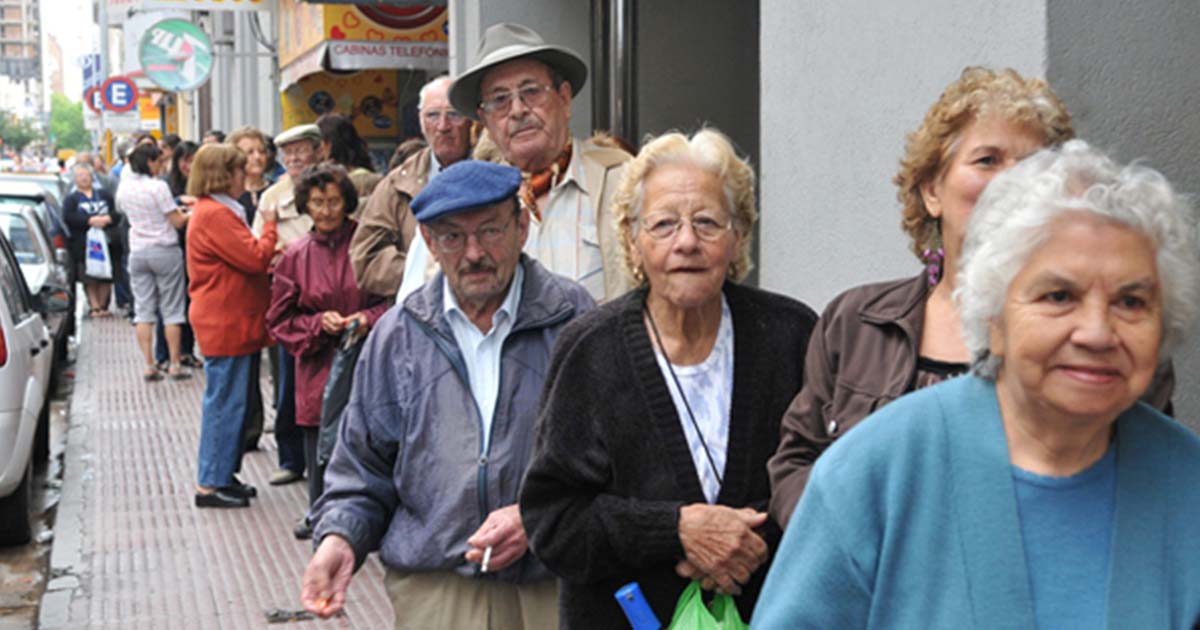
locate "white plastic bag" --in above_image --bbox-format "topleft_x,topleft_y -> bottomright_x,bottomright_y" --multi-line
85,226 -> 112,280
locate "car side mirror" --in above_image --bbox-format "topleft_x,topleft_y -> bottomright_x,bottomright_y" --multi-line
34,284 -> 71,314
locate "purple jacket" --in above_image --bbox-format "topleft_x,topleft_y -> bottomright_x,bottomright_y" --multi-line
266,219 -> 388,428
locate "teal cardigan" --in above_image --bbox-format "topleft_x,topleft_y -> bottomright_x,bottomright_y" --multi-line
752,375 -> 1200,629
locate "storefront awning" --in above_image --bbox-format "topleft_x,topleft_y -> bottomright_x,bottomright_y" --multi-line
279,39 -> 448,91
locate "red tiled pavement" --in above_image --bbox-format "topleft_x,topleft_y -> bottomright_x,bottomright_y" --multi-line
42,316 -> 392,629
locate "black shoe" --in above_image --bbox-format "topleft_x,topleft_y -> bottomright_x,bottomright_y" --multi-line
223,476 -> 257,498
293,517 -> 313,540
195,489 -> 250,508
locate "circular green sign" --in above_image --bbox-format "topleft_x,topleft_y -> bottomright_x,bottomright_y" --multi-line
138,19 -> 214,92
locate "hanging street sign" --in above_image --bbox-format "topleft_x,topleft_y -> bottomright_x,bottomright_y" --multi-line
138,18 -> 214,92
101,76 -> 140,112
84,87 -> 103,114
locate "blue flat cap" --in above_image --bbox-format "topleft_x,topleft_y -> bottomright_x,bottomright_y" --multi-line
412,160 -> 522,223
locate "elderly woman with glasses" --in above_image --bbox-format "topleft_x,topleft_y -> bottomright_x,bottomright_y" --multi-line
753,140 -> 1200,628
519,129 -> 818,627
266,164 -> 388,538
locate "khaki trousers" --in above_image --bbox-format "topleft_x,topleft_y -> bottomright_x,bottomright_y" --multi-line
384,569 -> 558,630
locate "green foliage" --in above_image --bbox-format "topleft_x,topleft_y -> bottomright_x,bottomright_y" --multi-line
49,94 -> 91,151
0,111 -> 41,152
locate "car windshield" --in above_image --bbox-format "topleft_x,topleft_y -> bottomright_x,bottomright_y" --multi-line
0,207 -> 46,265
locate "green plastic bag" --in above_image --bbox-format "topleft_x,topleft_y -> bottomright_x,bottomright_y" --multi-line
666,581 -> 749,630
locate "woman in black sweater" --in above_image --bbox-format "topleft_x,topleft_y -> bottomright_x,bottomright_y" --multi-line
520,129 -> 817,628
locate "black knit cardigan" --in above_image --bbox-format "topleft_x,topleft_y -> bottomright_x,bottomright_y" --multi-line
520,282 -> 818,629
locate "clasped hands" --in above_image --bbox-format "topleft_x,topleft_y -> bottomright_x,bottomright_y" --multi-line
675,504 -> 768,595
320,311 -> 370,336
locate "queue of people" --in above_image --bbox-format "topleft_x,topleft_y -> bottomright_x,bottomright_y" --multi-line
71,18 -> 1200,630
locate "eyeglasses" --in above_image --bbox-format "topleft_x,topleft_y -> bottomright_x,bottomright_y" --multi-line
480,83 -> 556,116
640,213 -> 733,241
307,196 -> 345,211
280,143 -> 315,159
421,109 -> 466,125
430,216 -> 515,253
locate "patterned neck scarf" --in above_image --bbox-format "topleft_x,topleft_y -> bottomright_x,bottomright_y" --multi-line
519,142 -> 573,222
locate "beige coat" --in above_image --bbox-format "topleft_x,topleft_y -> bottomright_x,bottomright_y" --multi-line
252,174 -> 313,251
348,147 -> 431,297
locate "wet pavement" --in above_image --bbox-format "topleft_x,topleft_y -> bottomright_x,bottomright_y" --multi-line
0,396 -> 67,630
28,315 -> 393,629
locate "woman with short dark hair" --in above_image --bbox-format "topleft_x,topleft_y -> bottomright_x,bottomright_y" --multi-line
267,163 -> 387,537
116,142 -> 190,380
316,113 -> 381,202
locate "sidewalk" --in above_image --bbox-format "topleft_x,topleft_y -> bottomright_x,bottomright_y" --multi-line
40,316 -> 393,629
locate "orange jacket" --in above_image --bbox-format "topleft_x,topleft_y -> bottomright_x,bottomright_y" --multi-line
186,196 -> 278,357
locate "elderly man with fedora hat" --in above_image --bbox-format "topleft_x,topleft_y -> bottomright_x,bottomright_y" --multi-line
301,160 -> 594,629
252,123 -> 324,489
390,22 -> 632,303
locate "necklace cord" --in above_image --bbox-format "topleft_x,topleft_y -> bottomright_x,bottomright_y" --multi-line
644,300 -> 725,490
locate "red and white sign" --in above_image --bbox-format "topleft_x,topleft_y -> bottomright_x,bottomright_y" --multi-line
84,87 -> 103,114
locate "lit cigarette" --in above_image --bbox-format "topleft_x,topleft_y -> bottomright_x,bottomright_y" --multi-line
481,546 -> 493,573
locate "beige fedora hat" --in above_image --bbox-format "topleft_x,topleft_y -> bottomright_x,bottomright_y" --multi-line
449,22 -> 587,120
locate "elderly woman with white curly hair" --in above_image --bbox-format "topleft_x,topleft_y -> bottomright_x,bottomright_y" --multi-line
520,129 -> 819,627
752,139 -> 1200,629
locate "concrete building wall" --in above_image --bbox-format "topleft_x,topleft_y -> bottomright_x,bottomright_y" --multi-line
1047,0 -> 1200,428
758,0 -> 1046,309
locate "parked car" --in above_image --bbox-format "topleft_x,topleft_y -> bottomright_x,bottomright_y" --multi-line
0,173 -> 67,206
0,180 -> 71,253
0,230 -> 67,545
0,201 -> 74,363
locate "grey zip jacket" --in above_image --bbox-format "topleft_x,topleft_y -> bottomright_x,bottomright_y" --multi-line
311,255 -> 595,583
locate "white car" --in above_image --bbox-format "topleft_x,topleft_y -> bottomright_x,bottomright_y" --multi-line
0,229 -> 62,545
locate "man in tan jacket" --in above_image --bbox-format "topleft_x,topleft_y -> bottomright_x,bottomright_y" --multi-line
349,76 -> 472,297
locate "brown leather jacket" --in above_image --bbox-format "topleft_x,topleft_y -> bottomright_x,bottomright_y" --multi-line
767,273 -> 1176,528
348,148 -> 431,297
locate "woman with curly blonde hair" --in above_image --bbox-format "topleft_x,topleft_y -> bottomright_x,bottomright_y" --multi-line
768,67 -> 1170,528
520,128 -> 818,626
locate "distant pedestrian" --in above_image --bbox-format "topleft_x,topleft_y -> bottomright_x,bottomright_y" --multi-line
62,164 -> 121,316
302,161 -> 594,628
186,144 -> 278,509
253,124 -> 324,487
116,143 -> 191,381
315,112 -> 382,202
265,164 -> 388,539
228,126 -> 273,227
156,139 -> 202,370
202,129 -> 225,145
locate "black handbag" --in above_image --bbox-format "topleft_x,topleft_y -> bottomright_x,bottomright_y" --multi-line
317,321 -> 366,467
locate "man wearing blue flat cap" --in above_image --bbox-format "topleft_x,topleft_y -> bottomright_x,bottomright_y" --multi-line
301,160 -> 595,629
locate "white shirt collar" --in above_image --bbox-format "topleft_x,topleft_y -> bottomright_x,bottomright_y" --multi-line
442,262 -> 524,335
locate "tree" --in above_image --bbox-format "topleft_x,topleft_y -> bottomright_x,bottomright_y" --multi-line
49,94 -> 90,151
0,111 -> 40,153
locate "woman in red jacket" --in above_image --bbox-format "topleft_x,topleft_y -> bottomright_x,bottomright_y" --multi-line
267,164 -> 388,537
186,144 -> 278,509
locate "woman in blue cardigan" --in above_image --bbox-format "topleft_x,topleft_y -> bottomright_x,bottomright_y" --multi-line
753,140 -> 1200,629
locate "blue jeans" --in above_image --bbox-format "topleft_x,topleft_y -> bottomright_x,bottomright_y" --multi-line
274,345 -> 305,474
197,353 -> 258,488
